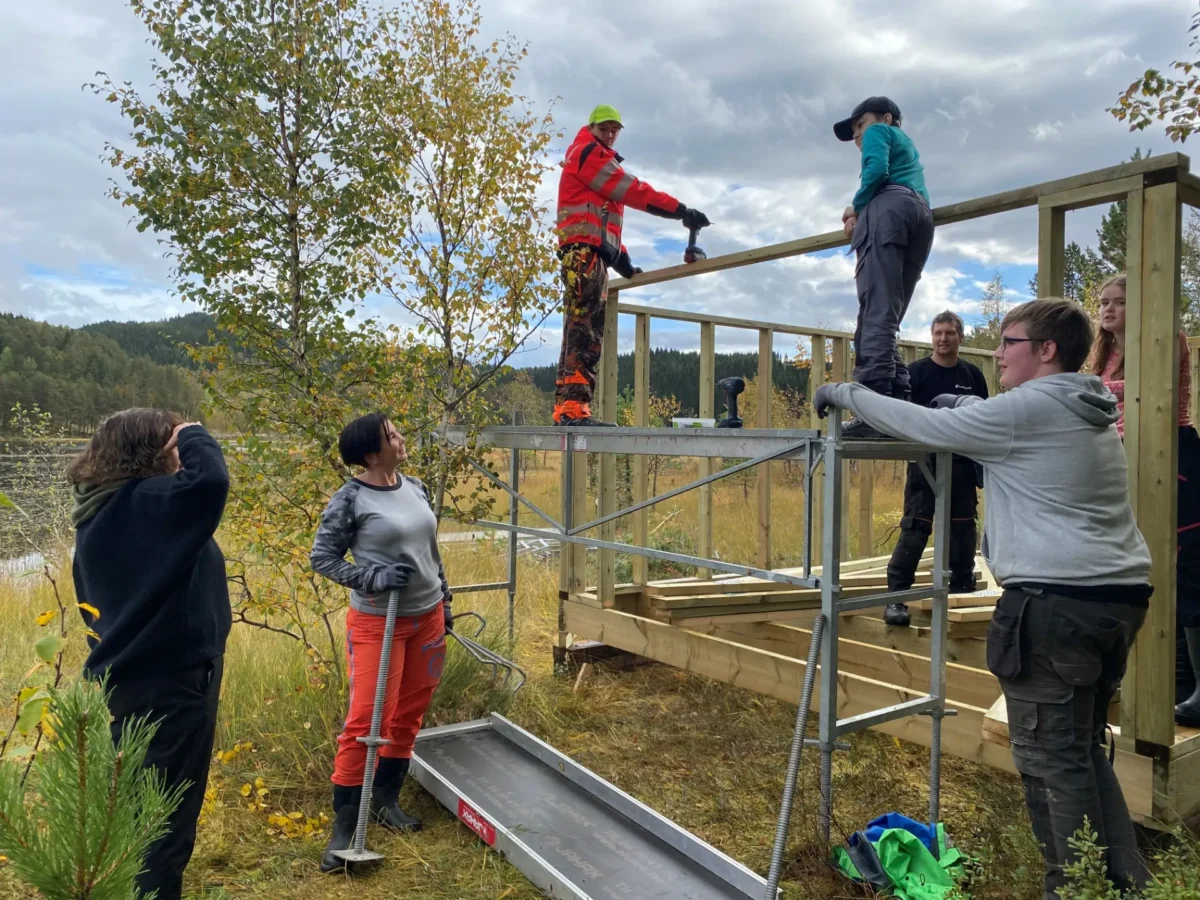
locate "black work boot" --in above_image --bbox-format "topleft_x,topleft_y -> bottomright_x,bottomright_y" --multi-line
320,784 -> 362,873
1175,627 -> 1200,727
884,603 -> 911,627
949,573 -> 978,594
840,418 -> 894,440
370,757 -> 423,832
839,383 -> 896,440
555,415 -> 616,427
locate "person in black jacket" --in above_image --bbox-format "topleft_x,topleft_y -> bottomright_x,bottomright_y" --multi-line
68,409 -> 231,900
884,311 -> 989,626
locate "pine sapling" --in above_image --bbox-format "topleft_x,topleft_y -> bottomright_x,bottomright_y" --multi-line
0,678 -> 184,899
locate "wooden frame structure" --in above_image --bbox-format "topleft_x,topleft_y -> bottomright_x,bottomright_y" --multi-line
554,151 -> 1200,826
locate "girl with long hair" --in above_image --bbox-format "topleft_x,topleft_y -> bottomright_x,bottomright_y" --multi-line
1093,274 -> 1200,726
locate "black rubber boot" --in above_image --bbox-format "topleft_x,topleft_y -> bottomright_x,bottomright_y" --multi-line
555,416 -> 616,427
371,757 -> 423,832
320,784 -> 362,874
884,603 -> 911,627
1175,627 -> 1200,727
1178,622 -> 1196,707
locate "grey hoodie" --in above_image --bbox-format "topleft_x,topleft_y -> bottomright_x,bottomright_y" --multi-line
829,373 -> 1152,588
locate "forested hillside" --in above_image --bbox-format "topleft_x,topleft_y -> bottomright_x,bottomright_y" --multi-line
518,348 -> 808,416
0,314 -> 205,433
81,311 -> 214,368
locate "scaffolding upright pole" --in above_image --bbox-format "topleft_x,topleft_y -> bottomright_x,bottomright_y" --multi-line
508,443 -> 520,647
818,421 -> 844,843
927,450 -> 951,823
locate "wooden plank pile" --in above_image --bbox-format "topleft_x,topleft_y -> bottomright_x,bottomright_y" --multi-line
639,568 -> 992,627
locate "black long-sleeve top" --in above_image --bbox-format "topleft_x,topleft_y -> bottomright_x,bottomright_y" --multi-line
73,426 -> 232,680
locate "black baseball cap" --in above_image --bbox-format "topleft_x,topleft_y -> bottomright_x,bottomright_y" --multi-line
833,96 -> 902,142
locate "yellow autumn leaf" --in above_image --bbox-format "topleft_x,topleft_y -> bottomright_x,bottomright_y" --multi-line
78,603 -> 100,619
239,783 -> 252,797
35,611 -> 56,627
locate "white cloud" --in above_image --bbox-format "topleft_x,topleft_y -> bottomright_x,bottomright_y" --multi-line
1030,121 -> 1067,141
1085,47 -> 1131,78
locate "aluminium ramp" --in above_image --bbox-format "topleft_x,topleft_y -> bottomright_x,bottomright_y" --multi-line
411,714 -> 776,900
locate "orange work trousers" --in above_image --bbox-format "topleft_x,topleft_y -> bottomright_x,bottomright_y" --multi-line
332,602 -> 446,787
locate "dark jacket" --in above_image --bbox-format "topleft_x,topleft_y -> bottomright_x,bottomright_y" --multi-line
73,426 -> 231,680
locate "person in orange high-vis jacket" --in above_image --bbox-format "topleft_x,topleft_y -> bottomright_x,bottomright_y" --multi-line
553,104 -> 710,426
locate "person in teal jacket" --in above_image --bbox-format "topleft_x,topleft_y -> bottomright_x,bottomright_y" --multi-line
834,97 -> 935,439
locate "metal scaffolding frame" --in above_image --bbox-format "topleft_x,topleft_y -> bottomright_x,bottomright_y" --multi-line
438,409 -> 954,840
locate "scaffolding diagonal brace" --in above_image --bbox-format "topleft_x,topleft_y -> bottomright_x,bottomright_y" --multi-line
467,458 -> 563,532
569,439 -> 810,536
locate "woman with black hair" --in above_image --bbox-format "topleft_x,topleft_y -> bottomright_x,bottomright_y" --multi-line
68,410 -> 231,900
310,413 -> 452,871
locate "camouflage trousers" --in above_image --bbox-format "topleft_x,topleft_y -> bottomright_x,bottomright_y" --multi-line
554,244 -> 609,422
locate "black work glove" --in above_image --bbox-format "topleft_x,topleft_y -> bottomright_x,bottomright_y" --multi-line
679,206 -> 711,231
442,591 -> 454,632
614,250 -> 641,279
813,383 -> 840,419
369,562 -> 416,594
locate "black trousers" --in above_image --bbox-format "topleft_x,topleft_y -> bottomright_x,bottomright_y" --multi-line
988,590 -> 1148,899
105,656 -> 223,900
886,460 -> 979,592
851,185 -> 935,395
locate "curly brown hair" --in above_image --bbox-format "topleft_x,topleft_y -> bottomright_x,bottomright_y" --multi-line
66,408 -> 185,486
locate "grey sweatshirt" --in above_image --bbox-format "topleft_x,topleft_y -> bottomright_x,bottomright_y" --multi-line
828,373 -> 1152,588
310,476 -> 448,617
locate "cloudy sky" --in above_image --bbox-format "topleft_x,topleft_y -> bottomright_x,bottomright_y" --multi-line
0,0 -> 1194,365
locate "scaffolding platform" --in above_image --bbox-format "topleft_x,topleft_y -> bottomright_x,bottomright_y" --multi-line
411,714 -> 775,899
439,416 -> 955,839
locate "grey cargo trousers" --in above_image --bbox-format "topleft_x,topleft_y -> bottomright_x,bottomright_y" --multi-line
851,185 -> 935,394
987,587 -> 1150,900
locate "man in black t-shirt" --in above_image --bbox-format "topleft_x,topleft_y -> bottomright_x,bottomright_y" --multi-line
884,310 -> 990,626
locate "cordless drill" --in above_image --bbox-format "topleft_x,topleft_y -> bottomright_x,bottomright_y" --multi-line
684,223 -> 707,264
716,376 -> 745,429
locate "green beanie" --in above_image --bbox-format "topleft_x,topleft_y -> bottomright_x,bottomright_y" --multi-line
588,104 -> 623,126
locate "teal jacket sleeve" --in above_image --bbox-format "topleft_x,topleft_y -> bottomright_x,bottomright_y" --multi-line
852,124 -> 893,213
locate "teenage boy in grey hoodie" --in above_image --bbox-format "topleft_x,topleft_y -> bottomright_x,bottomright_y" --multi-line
815,297 -> 1152,900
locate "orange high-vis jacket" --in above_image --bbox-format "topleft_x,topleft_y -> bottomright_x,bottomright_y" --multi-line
556,126 -> 684,262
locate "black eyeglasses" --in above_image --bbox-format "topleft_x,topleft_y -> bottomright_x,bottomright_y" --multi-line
998,336 -> 1037,349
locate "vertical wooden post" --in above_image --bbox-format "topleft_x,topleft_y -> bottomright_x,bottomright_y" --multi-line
1037,207 -> 1066,298
597,292 -> 619,607
757,328 -> 773,569
832,336 -> 852,559
984,354 -> 999,397
632,313 -> 651,586
858,459 -> 874,557
808,335 -> 827,552
557,435 -> 587,666
698,322 -> 715,579
1122,182 -> 1181,752
1120,189 -> 1145,739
